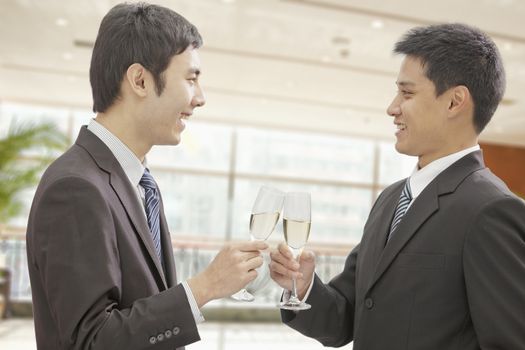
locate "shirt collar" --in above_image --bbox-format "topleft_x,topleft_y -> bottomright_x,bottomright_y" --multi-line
87,119 -> 145,187
409,145 -> 480,199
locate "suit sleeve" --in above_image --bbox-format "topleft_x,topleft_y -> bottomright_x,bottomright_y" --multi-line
463,195 -> 525,349
30,176 -> 200,350
281,243 -> 359,347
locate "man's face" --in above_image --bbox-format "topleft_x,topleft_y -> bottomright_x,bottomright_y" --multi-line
142,46 -> 205,146
387,56 -> 451,168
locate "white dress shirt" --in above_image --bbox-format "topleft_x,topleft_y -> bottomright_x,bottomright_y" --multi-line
408,145 -> 480,205
87,119 -> 204,324
292,144 -> 481,303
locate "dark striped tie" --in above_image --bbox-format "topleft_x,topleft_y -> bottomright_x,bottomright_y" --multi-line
140,169 -> 162,262
387,179 -> 413,241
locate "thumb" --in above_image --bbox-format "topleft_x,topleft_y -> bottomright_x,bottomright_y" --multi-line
300,250 -> 315,263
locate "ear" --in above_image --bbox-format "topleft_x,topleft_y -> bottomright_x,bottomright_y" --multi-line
125,63 -> 149,98
447,85 -> 471,117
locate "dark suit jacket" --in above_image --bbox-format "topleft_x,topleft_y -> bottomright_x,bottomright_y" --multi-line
26,127 -> 199,350
283,151 -> 525,349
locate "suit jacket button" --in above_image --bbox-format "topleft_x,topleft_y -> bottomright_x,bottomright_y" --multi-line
365,298 -> 374,309
173,326 -> 180,335
149,336 -> 157,344
157,333 -> 164,342
165,329 -> 173,338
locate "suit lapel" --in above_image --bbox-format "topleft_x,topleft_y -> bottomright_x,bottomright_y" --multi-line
366,150 -> 486,293
367,183 -> 439,292
109,172 -> 168,289
158,190 -> 177,287
75,127 -> 168,289
365,184 -> 404,267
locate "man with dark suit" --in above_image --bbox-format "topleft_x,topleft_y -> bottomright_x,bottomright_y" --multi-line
26,3 -> 266,349
269,23 -> 525,349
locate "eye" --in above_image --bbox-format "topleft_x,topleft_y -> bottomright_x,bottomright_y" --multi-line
187,77 -> 197,85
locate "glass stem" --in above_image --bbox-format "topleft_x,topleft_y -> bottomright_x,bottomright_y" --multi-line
289,251 -> 301,303
292,276 -> 298,300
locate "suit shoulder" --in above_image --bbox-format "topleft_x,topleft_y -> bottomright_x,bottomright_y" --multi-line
41,144 -> 104,184
463,168 -> 518,202
34,145 -> 110,207
456,168 -> 525,235
378,179 -> 406,199
385,178 -> 406,189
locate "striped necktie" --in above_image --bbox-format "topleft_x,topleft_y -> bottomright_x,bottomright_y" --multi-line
387,179 -> 413,241
140,169 -> 162,262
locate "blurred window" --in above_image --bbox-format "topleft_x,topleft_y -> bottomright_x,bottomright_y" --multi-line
378,141 -> 416,185
236,127 -> 375,183
148,122 -> 232,173
154,171 -> 229,239
1,102 -> 414,245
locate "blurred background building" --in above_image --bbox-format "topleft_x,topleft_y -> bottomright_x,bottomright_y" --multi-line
0,0 -> 524,349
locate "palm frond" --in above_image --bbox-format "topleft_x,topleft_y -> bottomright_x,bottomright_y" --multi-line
0,122 -> 68,169
0,121 -> 69,224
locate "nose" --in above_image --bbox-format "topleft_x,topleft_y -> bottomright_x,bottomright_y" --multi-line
387,95 -> 401,118
193,84 -> 206,108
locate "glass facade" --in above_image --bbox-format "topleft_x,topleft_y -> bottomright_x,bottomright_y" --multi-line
1,101 -> 417,244
0,101 -> 416,303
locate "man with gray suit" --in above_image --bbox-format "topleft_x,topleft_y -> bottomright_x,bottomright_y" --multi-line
26,3 -> 266,349
270,23 -> 525,349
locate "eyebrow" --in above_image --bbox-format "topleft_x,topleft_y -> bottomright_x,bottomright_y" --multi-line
396,81 -> 416,88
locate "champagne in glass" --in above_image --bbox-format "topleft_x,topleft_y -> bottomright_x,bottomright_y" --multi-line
283,219 -> 311,256
231,186 -> 284,302
279,192 -> 311,311
250,212 -> 280,240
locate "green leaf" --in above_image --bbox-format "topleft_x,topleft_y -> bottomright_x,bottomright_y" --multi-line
0,121 -> 69,224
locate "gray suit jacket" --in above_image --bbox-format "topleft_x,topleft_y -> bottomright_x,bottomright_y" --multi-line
283,151 -> 525,349
26,127 -> 199,350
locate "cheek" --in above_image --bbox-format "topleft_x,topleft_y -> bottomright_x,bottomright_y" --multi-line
404,104 -> 428,135
185,90 -> 194,105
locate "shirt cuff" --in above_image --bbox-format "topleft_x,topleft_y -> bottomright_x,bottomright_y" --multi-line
282,272 -> 315,303
182,280 -> 205,324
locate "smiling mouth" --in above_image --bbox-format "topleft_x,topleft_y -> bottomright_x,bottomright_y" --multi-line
396,123 -> 406,131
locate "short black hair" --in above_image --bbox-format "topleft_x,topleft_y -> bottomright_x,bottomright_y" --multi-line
90,2 -> 203,113
394,23 -> 505,134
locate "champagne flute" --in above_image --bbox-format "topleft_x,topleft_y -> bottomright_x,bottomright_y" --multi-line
231,186 -> 284,301
279,192 -> 311,311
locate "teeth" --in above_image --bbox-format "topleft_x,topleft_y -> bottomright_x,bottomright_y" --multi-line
396,124 -> 406,130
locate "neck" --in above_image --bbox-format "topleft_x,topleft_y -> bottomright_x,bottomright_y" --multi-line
418,138 -> 478,169
94,105 -> 151,162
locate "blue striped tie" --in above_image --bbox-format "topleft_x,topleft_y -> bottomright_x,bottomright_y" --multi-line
140,169 -> 162,262
387,179 -> 413,241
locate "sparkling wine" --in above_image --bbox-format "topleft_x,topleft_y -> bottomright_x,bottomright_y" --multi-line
250,212 -> 280,240
283,218 -> 311,250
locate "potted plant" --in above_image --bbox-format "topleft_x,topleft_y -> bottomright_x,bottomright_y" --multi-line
0,121 -> 68,318
0,122 -> 69,226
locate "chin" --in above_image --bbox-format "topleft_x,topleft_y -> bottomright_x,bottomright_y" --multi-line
163,137 -> 181,146
155,134 -> 181,146
163,129 -> 181,145
394,142 -> 404,154
171,134 -> 182,146
394,142 -> 413,156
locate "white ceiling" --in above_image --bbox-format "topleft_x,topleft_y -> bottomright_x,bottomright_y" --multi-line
0,0 -> 524,145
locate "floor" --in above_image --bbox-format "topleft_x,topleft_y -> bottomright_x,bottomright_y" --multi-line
0,318 -> 353,349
